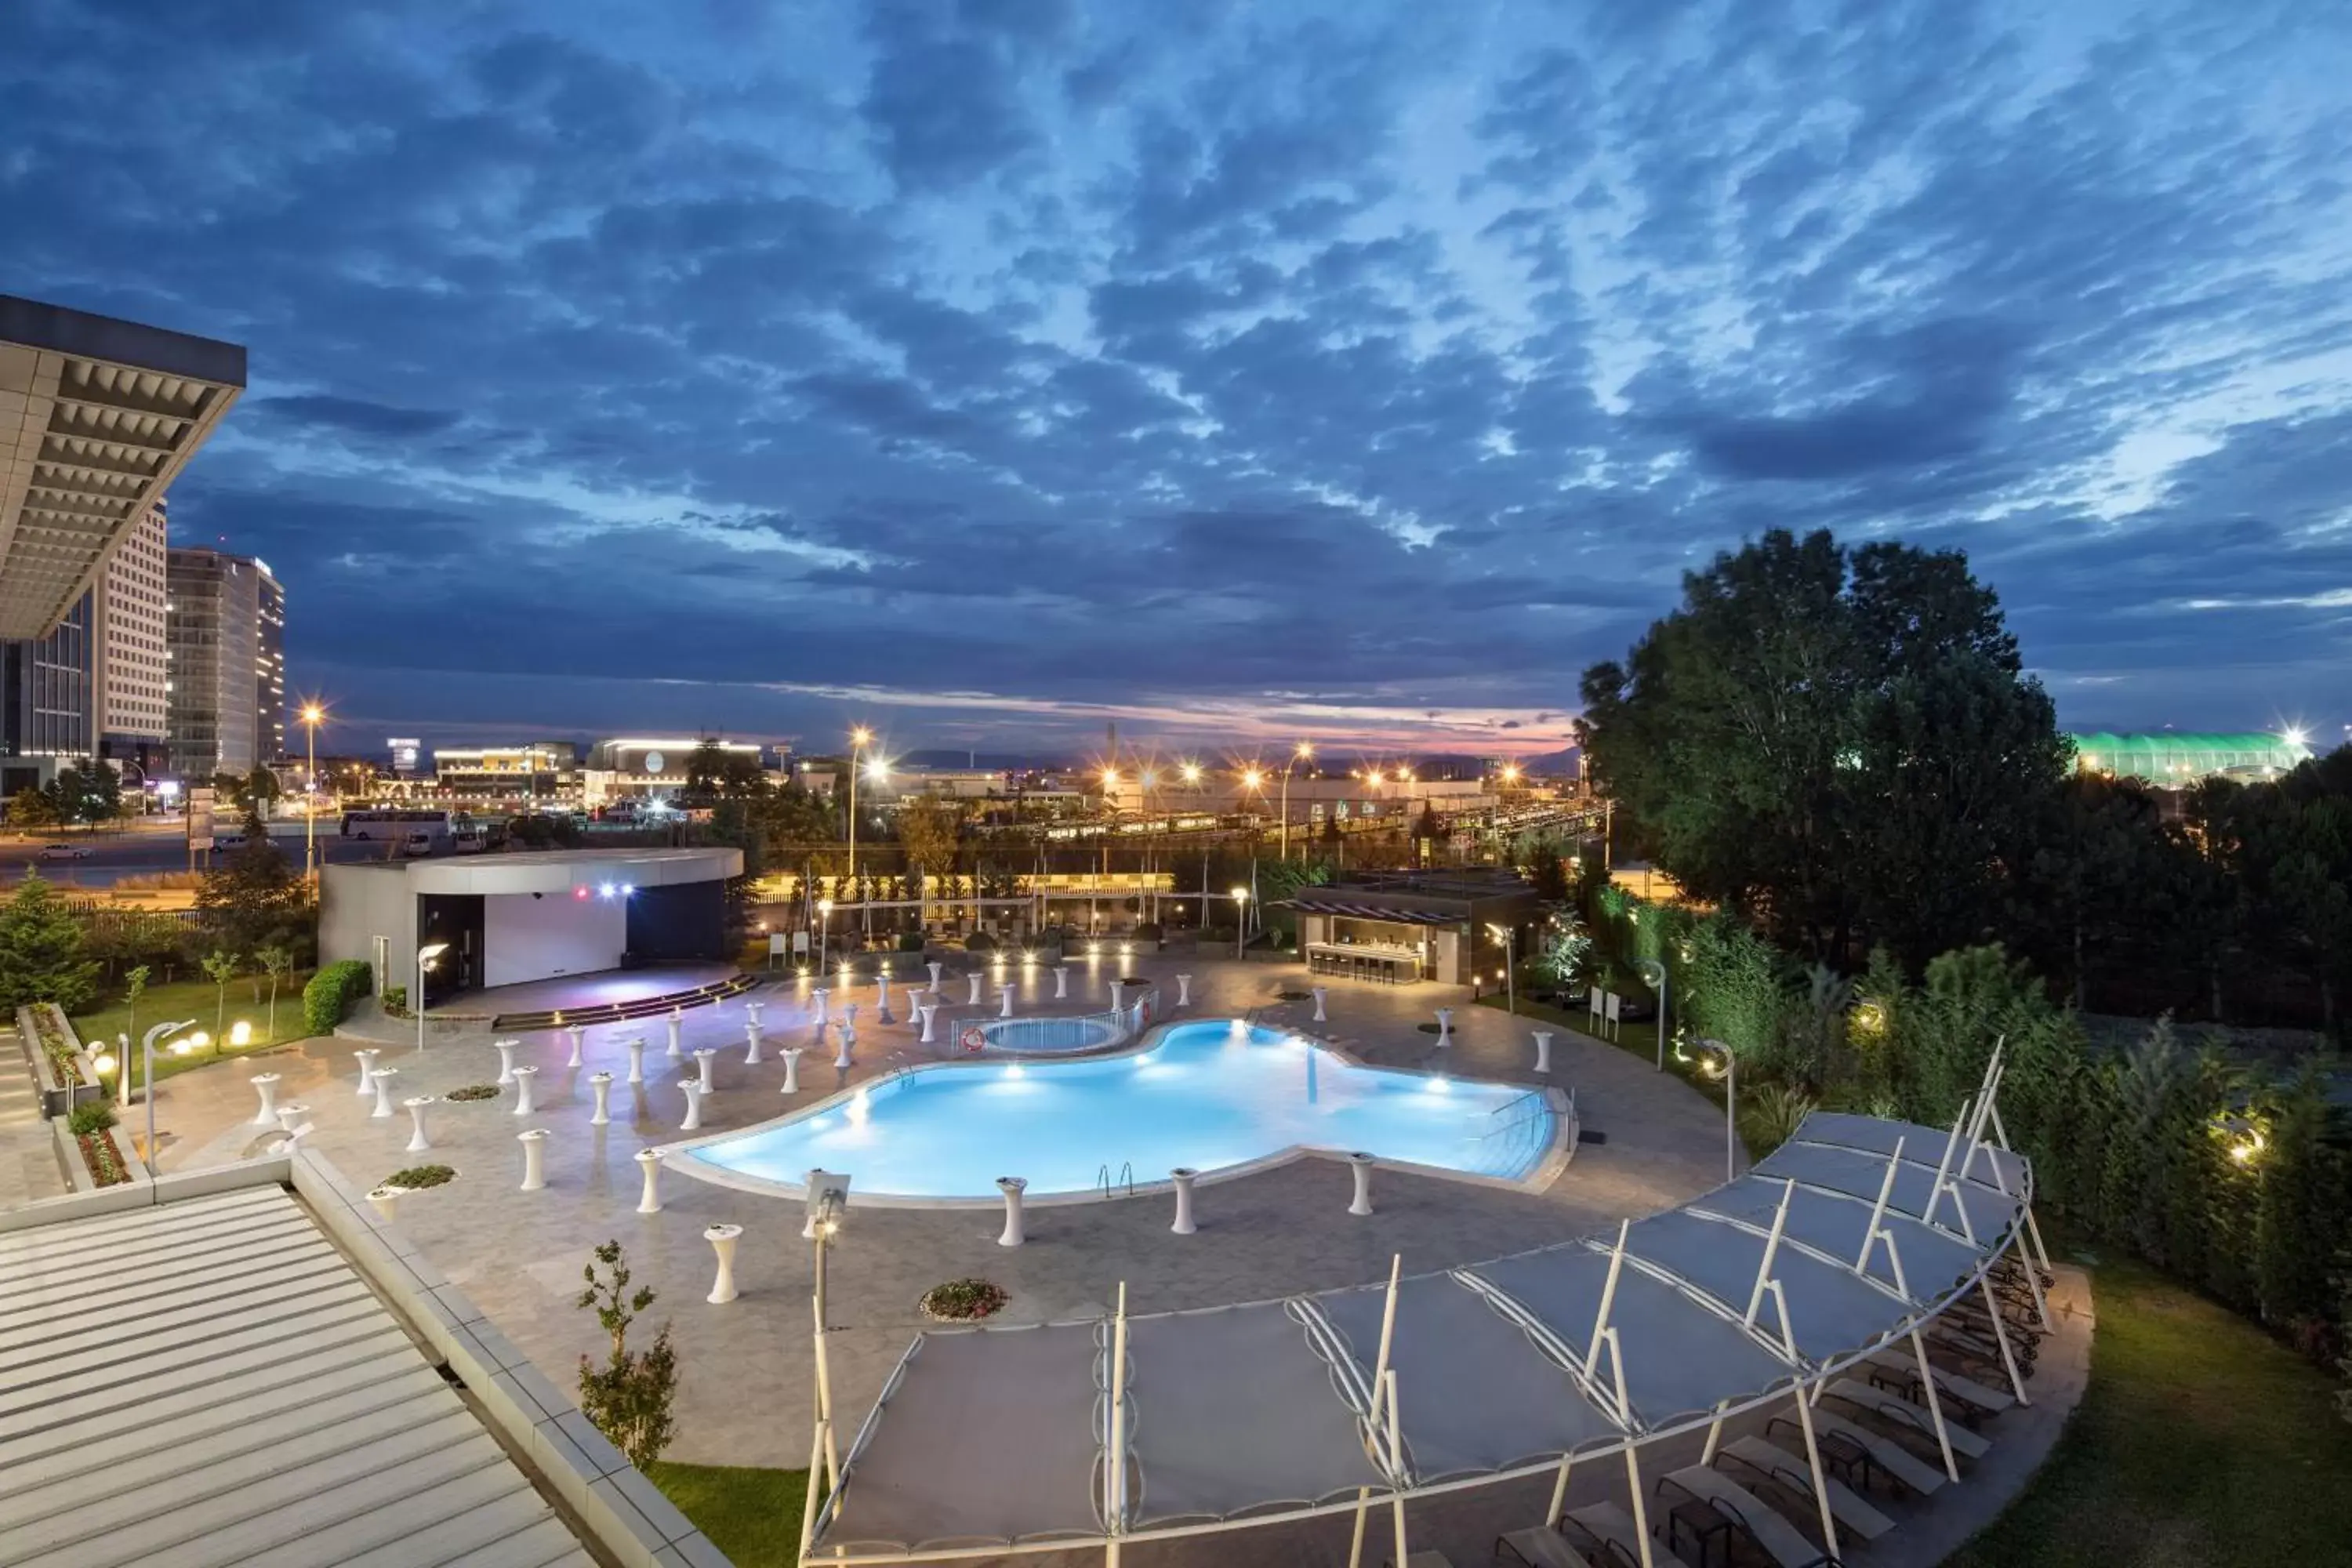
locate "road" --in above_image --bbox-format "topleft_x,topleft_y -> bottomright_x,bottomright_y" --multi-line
0,820 -> 385,887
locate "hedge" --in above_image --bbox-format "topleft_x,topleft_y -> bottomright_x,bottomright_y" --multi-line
303,960 -> 373,1034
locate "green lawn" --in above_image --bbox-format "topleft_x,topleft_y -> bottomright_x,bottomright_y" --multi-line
1948,1252 -> 2352,1567
647,1462 -> 811,1567
72,971 -> 316,1091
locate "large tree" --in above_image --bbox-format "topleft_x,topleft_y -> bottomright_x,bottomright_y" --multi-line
1578,528 -> 2067,965
194,828 -> 310,957
0,873 -> 100,1011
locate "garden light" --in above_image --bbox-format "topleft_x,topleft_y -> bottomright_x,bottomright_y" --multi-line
230,1021 -> 252,1047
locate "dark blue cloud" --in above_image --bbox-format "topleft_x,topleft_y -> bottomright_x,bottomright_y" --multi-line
2,0 -> 2347,753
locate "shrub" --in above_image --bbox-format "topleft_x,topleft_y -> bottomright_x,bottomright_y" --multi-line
897,929 -> 926,952
1134,921 -> 1163,942
964,932 -> 996,953
445,1083 -> 501,1102
385,1163 -> 456,1189
577,1240 -> 680,1468
67,1099 -> 117,1136
380,984 -> 409,1016
920,1278 -> 1007,1320
302,960 -> 372,1034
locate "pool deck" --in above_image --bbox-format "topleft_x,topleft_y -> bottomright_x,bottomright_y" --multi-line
100,952 -> 1732,1480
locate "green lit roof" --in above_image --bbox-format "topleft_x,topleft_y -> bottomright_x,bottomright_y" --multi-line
2065,731 -> 2311,781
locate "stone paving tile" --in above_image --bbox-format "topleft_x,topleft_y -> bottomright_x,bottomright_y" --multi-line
113,953 -> 1729,1473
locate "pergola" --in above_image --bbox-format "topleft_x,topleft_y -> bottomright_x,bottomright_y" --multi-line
803,1053 -> 2044,1566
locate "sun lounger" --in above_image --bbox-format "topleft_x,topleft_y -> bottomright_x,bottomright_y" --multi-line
1657,1465 -> 1833,1568
1717,1434 -> 1896,1541
1497,1524 -> 1587,1567
1785,1409 -> 1949,1497
1562,1501 -> 1646,1567
1865,1348 -> 2016,1416
1825,1377 -> 1991,1460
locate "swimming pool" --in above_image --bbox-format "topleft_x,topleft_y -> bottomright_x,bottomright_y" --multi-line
971,1014 -> 1123,1054
671,1020 -> 1564,1203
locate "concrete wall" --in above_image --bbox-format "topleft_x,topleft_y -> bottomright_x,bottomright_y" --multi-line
318,866 -> 416,996
626,880 -> 725,964
484,892 -> 626,987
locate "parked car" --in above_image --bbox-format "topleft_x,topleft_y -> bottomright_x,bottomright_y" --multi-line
36,843 -> 90,862
210,832 -> 248,852
399,831 -> 434,858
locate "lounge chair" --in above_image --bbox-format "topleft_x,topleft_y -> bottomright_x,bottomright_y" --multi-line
1657,1465 -> 1834,1568
1863,1348 -> 2016,1418
1716,1434 -> 1896,1541
1774,1410 -> 1947,1499
1563,1501 -> 1646,1567
1824,1377 -> 1991,1461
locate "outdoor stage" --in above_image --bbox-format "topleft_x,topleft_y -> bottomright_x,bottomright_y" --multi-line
430,962 -> 742,1020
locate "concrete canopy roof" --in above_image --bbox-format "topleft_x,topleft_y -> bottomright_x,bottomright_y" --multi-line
333,845 -> 743,897
0,295 -> 246,640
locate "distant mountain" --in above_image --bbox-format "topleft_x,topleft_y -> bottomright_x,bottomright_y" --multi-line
1522,746 -> 1581,778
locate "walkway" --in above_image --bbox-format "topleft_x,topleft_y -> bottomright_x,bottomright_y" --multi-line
0,1028 -> 67,1209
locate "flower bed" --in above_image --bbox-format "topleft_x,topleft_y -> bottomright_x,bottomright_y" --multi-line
445,1083 -> 501,1102
385,1163 -> 456,1189
920,1278 -> 1008,1322
78,1127 -> 132,1187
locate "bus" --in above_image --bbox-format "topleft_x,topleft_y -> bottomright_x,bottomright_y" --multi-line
340,807 -> 455,840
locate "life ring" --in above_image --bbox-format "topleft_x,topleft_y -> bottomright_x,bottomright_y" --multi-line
959,1025 -> 988,1054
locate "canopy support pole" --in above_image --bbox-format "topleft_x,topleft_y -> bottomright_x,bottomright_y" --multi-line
1789,1378 -> 1842,1564
1921,1099 -> 1972,1232
1105,1282 -> 1129,1566
1586,1220 -> 1628,1369
1742,1180 -> 1795,1328
813,1245 -> 842,1491
1874,1225 -> 1961,1484
1368,1253 -> 1402,1428
1700,1399 -> 1728,1465
1385,1370 -> 1409,1568
1603,1331 -> 1655,1568
1543,1450 -> 1576,1532
1978,1274 -> 2031,1404
797,1415 -> 827,1559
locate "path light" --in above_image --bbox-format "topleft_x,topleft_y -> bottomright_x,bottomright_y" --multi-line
518,1128 -> 551,1191
1231,886 -> 1250,959
705,1224 -> 743,1304
229,1020 -> 253,1047
414,943 -> 448,1054
1677,1037 -> 1737,1183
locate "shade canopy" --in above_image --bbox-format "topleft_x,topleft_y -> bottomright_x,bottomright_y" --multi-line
808,1111 -> 2032,1562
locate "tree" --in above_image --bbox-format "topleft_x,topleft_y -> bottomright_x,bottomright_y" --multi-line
575,1240 -> 679,1468
43,760 -> 120,829
200,949 -> 241,1037
194,829 -> 308,956
897,793 -> 964,883
7,786 -> 58,832
120,965 -> 149,1103
1578,528 -> 2067,966
212,765 -> 280,816
683,739 -> 767,801
0,874 -> 100,1012
256,945 -> 293,1040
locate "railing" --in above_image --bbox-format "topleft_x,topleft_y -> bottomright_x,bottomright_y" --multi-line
1479,1087 -> 1563,1175
1095,1161 -> 1135,1198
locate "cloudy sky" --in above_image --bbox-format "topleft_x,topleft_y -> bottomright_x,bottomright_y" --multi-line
6,0 -> 2351,758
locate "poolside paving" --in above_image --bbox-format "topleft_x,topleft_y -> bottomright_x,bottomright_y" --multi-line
117,950 -> 1732,1478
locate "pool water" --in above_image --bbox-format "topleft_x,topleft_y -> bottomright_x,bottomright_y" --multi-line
676,1020 -> 1557,1200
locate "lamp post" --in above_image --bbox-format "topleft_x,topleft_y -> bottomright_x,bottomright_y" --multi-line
817,898 -> 833,971
1486,922 -> 1517,1015
1635,956 -> 1668,1072
1279,742 -> 1312,861
138,1018 -> 197,1172
846,726 -> 872,934
1679,1037 -> 1737,1183
299,701 -> 326,886
798,1171 -> 852,1556
1231,886 -> 1250,959
415,942 -> 448,1053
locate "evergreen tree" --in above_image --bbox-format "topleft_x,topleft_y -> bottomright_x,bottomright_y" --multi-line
194,827 -> 309,956
0,874 -> 100,1011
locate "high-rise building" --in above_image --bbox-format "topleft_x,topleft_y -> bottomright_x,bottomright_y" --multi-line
0,295 -> 243,795
255,558 -> 285,760
165,546 -> 265,780
92,497 -> 171,779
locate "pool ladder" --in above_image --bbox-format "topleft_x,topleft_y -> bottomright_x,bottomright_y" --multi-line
1096,1161 -> 1135,1198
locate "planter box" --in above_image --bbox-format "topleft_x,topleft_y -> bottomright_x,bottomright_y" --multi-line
19,1004 -> 105,1119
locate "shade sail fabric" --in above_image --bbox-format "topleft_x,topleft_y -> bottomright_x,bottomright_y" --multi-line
808,1111 -> 2031,1561
1124,1302 -> 1386,1525
822,1323 -> 1106,1552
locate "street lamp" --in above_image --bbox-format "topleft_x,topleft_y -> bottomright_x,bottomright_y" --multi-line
846,726 -> 873,920
416,942 -> 448,1053
1279,742 -> 1312,861
798,1170 -> 851,1553
1635,956 -> 1670,1072
1230,885 -> 1250,959
138,1018 -> 197,1171
1486,921 -> 1517,1015
299,701 -> 327,886
1677,1037 -> 1737,1183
